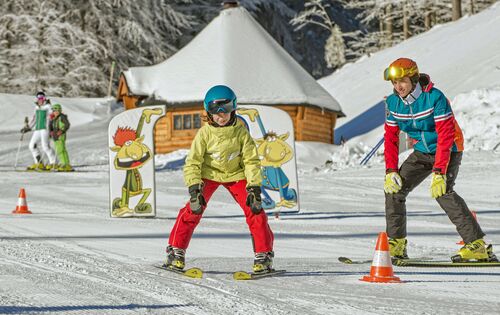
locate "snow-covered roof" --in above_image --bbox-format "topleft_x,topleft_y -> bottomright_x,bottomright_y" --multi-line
122,7 -> 343,115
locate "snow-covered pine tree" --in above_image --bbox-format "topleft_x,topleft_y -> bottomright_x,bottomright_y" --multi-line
0,0 -> 195,97
291,0 -> 346,69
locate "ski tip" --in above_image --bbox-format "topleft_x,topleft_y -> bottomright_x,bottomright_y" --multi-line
338,257 -> 353,264
233,271 -> 252,280
184,267 -> 203,278
154,264 -> 203,278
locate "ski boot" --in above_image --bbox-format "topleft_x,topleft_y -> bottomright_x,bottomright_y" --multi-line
487,244 -> 499,262
253,251 -> 274,273
389,238 -> 409,259
45,164 -> 56,171
165,246 -> 186,270
27,163 -> 45,171
451,238 -> 489,262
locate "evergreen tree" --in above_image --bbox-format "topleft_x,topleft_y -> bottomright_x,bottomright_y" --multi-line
291,0 -> 346,68
0,0 -> 195,97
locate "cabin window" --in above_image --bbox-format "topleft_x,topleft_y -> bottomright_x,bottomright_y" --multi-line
193,114 -> 201,128
173,115 -> 183,130
173,113 -> 202,130
183,114 -> 192,129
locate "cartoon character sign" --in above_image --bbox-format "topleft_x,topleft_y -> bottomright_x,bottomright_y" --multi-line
108,106 -> 165,217
237,106 -> 299,213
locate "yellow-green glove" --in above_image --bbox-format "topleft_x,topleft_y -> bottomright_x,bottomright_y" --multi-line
384,172 -> 403,194
430,173 -> 447,198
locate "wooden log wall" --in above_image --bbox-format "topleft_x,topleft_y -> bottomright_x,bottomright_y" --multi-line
154,107 -> 204,154
277,105 -> 337,144
152,105 -> 338,154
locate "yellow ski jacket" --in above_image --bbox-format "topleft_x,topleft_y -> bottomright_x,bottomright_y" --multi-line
184,122 -> 262,187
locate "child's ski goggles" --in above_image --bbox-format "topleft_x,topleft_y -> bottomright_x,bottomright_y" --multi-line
206,99 -> 235,114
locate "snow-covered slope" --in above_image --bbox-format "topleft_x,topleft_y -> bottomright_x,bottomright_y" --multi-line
1,5 -> 500,311
319,3 -> 500,129
1,91 -> 500,314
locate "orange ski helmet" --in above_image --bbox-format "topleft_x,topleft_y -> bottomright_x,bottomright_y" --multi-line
383,58 -> 419,81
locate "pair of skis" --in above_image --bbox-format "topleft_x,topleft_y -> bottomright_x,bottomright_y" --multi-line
339,256 -> 500,267
155,264 -> 286,280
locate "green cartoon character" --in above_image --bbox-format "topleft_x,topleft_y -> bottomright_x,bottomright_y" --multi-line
110,108 -> 162,217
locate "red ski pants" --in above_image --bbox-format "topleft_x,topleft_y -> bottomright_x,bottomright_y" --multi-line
168,179 -> 274,253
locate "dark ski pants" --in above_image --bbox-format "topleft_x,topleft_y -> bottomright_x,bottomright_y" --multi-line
168,179 -> 274,253
385,151 -> 484,243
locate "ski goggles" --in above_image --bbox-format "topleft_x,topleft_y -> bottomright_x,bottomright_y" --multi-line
206,99 -> 234,114
36,95 -> 46,101
383,65 -> 418,81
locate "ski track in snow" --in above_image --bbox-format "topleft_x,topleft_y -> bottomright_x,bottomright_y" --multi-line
1,151 -> 500,314
1,89 -> 500,313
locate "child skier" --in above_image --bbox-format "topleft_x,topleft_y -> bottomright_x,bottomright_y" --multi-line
165,85 -> 275,273
49,103 -> 73,172
383,58 -> 496,262
21,91 -> 57,171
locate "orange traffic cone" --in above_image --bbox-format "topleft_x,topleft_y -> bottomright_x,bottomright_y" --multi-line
12,188 -> 32,214
361,232 -> 401,283
457,210 -> 477,245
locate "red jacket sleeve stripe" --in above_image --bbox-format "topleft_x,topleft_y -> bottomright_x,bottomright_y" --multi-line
433,115 -> 455,174
384,122 -> 400,172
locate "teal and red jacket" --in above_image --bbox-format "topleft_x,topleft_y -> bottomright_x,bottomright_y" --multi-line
384,74 -> 464,174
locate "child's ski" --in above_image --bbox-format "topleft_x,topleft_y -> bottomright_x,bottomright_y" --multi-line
154,264 -> 203,278
233,269 -> 286,280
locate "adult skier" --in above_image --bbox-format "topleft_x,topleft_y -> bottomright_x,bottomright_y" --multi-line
383,57 -> 495,262
49,103 -> 72,172
21,91 -> 56,171
165,85 -> 275,273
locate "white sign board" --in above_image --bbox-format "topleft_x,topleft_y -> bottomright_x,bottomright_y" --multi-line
108,106 -> 165,218
236,105 -> 300,213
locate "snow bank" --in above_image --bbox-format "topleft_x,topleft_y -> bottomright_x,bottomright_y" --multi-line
0,93 -> 119,131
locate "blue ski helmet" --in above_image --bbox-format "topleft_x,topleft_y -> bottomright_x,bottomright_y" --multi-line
203,85 -> 237,114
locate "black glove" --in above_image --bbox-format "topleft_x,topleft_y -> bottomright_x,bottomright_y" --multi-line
20,126 -> 31,134
188,183 -> 206,215
246,186 -> 262,214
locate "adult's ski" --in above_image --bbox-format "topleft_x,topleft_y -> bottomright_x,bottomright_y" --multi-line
233,269 -> 286,280
338,256 -> 433,265
392,259 -> 500,268
154,264 -> 203,278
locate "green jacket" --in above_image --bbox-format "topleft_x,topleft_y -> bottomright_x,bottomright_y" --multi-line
49,113 -> 70,140
184,122 -> 262,187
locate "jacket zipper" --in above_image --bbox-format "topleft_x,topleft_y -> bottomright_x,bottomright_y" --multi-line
408,102 -> 430,153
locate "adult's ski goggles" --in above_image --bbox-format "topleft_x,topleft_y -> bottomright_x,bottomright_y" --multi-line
206,99 -> 235,114
383,65 -> 418,81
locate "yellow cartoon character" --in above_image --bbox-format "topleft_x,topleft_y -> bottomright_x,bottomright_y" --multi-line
110,108 -> 162,217
237,108 -> 297,210
255,132 -> 297,209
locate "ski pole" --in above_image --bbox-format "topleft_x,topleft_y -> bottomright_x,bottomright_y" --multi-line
14,133 -> 24,170
14,117 -> 29,170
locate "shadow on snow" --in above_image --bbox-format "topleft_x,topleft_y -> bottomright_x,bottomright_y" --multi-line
0,303 -> 193,314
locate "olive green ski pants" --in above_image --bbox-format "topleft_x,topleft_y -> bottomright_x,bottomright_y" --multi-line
385,151 -> 484,244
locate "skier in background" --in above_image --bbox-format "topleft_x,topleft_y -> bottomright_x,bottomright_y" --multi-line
164,85 -> 275,273
21,91 -> 57,171
382,57 -> 496,262
49,103 -> 73,172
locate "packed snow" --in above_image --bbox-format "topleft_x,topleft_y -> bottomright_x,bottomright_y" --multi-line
2,4 -> 500,315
